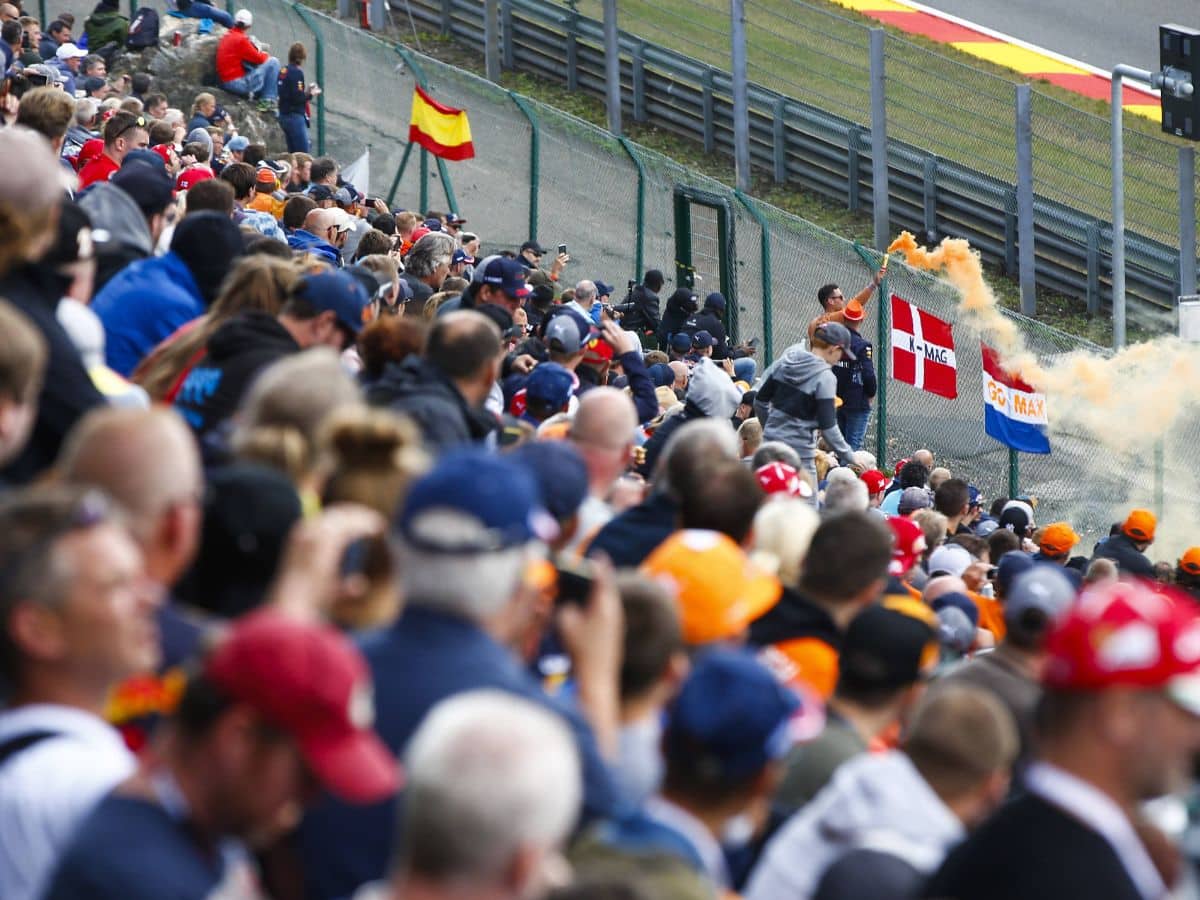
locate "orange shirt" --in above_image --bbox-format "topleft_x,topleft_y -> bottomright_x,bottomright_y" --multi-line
973,591 -> 1007,641
807,281 -> 876,340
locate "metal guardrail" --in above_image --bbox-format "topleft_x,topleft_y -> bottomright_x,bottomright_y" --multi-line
401,0 -> 1188,322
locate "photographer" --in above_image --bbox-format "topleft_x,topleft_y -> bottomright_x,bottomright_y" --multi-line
657,285 -> 698,350
613,268 -> 663,343
684,291 -> 732,360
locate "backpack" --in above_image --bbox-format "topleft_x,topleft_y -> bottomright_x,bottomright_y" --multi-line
126,7 -> 160,50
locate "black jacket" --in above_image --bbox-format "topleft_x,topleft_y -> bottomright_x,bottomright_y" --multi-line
0,265 -> 106,485
657,291 -> 697,346
637,399 -> 704,478
614,283 -> 660,335
748,586 -> 842,651
366,356 -> 496,453
683,307 -> 731,359
586,491 -> 678,568
173,312 -> 301,438
832,329 -> 877,411
1092,533 -> 1156,579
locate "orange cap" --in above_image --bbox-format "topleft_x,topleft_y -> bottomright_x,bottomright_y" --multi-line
843,299 -> 864,322
1122,509 -> 1156,542
1038,522 -> 1080,557
1180,547 -> 1200,576
641,530 -> 781,645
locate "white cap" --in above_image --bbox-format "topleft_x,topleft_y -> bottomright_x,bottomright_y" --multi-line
56,42 -> 87,59
234,8 -> 252,26
927,544 -> 973,579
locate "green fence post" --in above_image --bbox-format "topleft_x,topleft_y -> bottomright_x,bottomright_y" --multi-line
128,0 -> 136,21
387,141 -> 415,207
732,189 -> 772,364
617,137 -> 645,283
1008,449 -> 1019,499
507,92 -> 539,241
38,0 -> 46,28
853,243 -> 887,464
419,148 -> 428,212
435,158 -> 459,215
292,3 -> 325,155
394,44 -> 429,86
226,0 -> 234,13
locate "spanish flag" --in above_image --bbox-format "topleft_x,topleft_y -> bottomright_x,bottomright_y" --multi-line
408,86 -> 475,161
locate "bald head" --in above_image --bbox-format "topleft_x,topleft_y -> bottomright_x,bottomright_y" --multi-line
57,408 -> 203,585
669,360 -> 688,390
574,280 -> 597,305
0,4 -> 18,20
303,207 -> 337,236
572,387 -> 636,446
0,127 -> 69,273
913,448 -> 934,470
922,574 -> 968,606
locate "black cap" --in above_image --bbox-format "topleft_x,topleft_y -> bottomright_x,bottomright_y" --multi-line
520,239 -> 545,256
838,600 -> 938,693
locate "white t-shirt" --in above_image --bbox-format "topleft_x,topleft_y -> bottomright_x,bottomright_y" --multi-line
0,704 -> 137,900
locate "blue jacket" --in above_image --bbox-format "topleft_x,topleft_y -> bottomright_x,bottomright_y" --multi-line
297,607 -> 618,900
832,328 -> 877,412
286,227 -> 340,266
92,251 -> 205,377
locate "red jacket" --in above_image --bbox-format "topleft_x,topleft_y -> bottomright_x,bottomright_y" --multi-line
215,27 -> 267,83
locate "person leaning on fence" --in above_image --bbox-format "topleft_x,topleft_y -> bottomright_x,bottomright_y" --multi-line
215,10 -> 280,113
831,298 -> 875,452
807,262 -> 887,341
276,42 -> 320,154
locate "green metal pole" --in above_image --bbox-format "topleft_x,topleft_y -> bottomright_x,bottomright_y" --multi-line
128,0 -> 136,21
419,148 -> 428,213
435,157 -> 459,215
508,92 -> 539,241
387,141 -> 415,207
1008,448 -> 1019,499
733,189 -> 772,364
394,45 -> 429,87
292,3 -> 325,156
618,137 -> 645,283
1154,439 -> 1164,521
853,243 -> 887,464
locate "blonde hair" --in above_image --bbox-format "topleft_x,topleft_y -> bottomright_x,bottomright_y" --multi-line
191,91 -> 216,113
750,498 -> 820,587
913,508 -> 948,553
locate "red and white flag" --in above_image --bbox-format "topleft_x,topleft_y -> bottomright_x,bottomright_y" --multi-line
890,294 -> 957,399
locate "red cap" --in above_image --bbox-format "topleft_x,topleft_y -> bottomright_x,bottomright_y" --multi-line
756,461 -> 812,499
408,225 -> 432,244
860,469 -> 888,495
78,137 -> 104,167
204,609 -> 400,804
152,144 -> 176,168
1043,582 -> 1200,711
887,515 -> 926,576
582,336 -> 615,367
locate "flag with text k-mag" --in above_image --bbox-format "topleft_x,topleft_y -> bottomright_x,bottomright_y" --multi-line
890,294 -> 957,399
981,344 -> 1050,454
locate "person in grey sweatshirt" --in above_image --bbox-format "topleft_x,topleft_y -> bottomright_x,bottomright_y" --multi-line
754,321 -> 858,493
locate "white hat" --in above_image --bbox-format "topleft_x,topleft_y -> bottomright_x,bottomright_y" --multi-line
233,8 -> 252,26
56,42 -> 87,59
927,544 -> 974,579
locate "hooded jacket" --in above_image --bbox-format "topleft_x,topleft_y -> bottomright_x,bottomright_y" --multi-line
84,6 -> 130,50
748,586 -> 843,699
1091,533 -> 1155,579
92,252 -> 205,377
173,312 -> 300,436
78,182 -> 154,295
746,751 -> 964,900
755,343 -> 855,465
365,356 -> 496,453
637,357 -> 741,476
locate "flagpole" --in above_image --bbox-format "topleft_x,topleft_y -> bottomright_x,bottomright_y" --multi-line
419,148 -> 429,213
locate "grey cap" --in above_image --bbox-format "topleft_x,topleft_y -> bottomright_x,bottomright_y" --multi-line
897,486 -> 933,515
937,606 -> 975,654
813,320 -> 856,360
1004,564 -> 1075,634
544,314 -> 585,354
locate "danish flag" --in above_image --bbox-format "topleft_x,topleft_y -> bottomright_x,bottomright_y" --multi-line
890,294 -> 957,399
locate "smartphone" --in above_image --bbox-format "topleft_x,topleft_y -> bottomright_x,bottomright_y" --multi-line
558,243 -> 568,255
554,557 -> 594,607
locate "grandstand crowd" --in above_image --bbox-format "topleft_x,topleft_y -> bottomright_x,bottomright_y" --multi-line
4,5 -> 1200,899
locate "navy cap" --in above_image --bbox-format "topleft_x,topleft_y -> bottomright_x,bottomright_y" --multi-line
647,363 -> 674,388
524,362 -> 576,412
509,440 -> 588,522
422,217 -> 443,231
122,148 -> 167,173
333,187 -> 357,207
544,307 -> 595,354
481,257 -> 531,300
308,184 -> 334,203
664,649 -> 801,780
227,135 -> 250,152
705,291 -> 727,311
292,271 -> 371,335
111,160 -> 174,215
594,280 -> 614,299
813,320 -> 856,360
995,550 -> 1035,597
446,213 -> 467,226
520,239 -> 545,256
691,330 -> 714,349
967,484 -> 983,509
396,449 -> 557,553
81,75 -> 106,94
451,248 -> 474,266
930,591 -> 979,627
669,332 -> 692,353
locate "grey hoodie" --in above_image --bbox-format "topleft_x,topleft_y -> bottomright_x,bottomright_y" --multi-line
745,751 -> 964,900
78,181 -> 154,258
754,343 -> 855,465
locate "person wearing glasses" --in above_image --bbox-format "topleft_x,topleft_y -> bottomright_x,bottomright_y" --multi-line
77,110 -> 148,190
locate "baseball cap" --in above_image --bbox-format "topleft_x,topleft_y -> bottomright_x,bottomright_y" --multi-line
664,649 -> 802,779
813,321 -> 856,360
897,486 -> 933,515
25,64 -> 64,87
938,606 -> 976,654
860,469 -> 888,495
204,608 -> 399,804
995,550 -> 1035,597
1038,522 -> 1080,557
594,280 -> 614,298
451,247 -> 474,266
582,334 -> 615,368
930,591 -> 979,627
255,166 -> 277,186
544,307 -> 594,354
520,239 -> 545,256
647,363 -> 674,388
227,135 -> 250,153
669,332 -> 692,353
691,330 -> 714,349
334,187 -> 357,207
292,271 -> 371,335
1005,564 -> 1076,635
887,515 -> 927,576
421,217 -> 442,231
481,257 -> 531,300
842,299 -> 864,322
508,440 -> 588,523
1181,548 -> 1200,576
81,75 -> 106,95
927,544 -> 973,578
55,42 -> 87,59
308,184 -> 334,203
839,598 -> 939,691
524,362 -> 576,413
328,208 -> 355,233
111,160 -> 174,215
446,213 -> 467,226
704,291 -> 727,311
396,448 -> 557,553
1043,581 -> 1200,712
755,461 -> 813,499
641,530 -> 782,645
123,148 -> 168,172
967,484 -> 983,509
1122,509 -> 1156,542
234,8 -> 253,25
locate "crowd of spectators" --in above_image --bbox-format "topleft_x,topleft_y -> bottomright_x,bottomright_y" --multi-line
3,7 -> 1200,900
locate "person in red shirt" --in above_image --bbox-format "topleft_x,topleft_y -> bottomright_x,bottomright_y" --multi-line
77,111 -> 149,189
215,9 -> 280,112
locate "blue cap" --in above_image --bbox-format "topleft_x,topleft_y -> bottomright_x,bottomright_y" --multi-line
995,550 -> 1035,597
647,363 -> 674,388
594,280 -> 614,299
227,135 -> 250,152
705,291 -> 727,311
481,257 -> 531,299
524,362 -> 575,412
397,449 -> 556,552
930,591 -> 979,627
692,330 -> 714,349
422,217 -> 443,231
451,248 -> 474,266
669,332 -> 692,353
121,148 -> 167,172
544,307 -> 595,354
308,184 -> 335,203
292,271 -> 371,335
664,649 -> 800,780
967,484 -> 983,509
111,160 -> 173,215
509,440 -> 588,522
733,358 -> 757,383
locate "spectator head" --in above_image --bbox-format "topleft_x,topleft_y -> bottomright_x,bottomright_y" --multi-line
1037,522 -> 1080,561
243,143 -> 266,167
357,314 -> 427,382
751,497 -> 820,588
897,460 -> 930,489
143,92 -> 168,118
57,408 -> 203,587
283,194 -> 317,230
0,300 -> 46,466
994,550 -> 1035,601
860,468 -> 888,506
618,572 -> 686,707
102,111 -> 149,162
477,256 -> 530,313
0,128 -> 70,276
225,134 -> 249,160
280,270 -> 373,352
1122,508 -> 1156,548
904,684 -> 1017,827
752,440 -> 802,471
823,478 -> 868,514
1004,564 -> 1075,651
641,530 -> 781,646
678,459 -> 764,545
738,417 -> 763,460
799,512 -> 892,622
352,229 -> 391,262
111,159 -> 175,243
394,690 -> 581,896
933,477 -> 970,520
912,508 -> 947,555
16,86 -> 74,151
232,7 -> 252,28
1,18 -> 20,45
310,155 -> 338,186
185,177 -> 236,217
889,515 -> 928,582
570,387 -> 638,494
0,485 -> 160,698
836,598 -> 938,714
898,486 -> 933,517
424,310 -> 502,406
817,282 -> 845,312
220,161 -> 257,202
574,279 -> 597,306
927,466 -> 952,492
1083,556 -> 1119,589
80,53 -> 104,77
287,41 -> 307,65
642,269 -> 664,292
655,418 -> 739,496
406,231 -> 456,290
986,527 -> 1021,566
170,210 -> 246,304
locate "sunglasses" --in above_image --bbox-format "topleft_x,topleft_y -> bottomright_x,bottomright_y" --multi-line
114,114 -> 147,140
